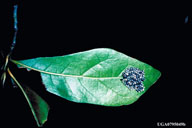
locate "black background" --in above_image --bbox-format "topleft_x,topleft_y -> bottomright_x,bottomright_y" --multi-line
3,1 -> 191,128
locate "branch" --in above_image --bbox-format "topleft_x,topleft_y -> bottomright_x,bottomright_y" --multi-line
1,5 -> 18,86
9,5 -> 18,56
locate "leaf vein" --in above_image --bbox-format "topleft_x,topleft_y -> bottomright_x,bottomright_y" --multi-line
98,79 -> 130,99
13,60 -> 121,79
77,78 -> 99,103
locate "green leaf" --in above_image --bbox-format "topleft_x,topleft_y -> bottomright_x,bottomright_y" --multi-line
23,86 -> 50,127
7,68 -> 50,127
11,48 -> 161,106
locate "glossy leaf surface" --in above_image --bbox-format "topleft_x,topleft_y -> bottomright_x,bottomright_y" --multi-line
12,48 -> 161,106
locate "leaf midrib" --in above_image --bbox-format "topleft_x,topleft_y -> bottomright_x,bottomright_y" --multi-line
12,60 -> 122,80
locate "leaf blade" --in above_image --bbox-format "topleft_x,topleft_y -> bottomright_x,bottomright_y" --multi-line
23,86 -> 50,126
12,48 -> 161,106
7,68 -> 50,127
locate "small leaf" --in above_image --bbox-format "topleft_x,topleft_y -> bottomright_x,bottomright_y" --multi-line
12,48 -> 161,106
23,86 -> 50,127
7,68 -> 50,127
